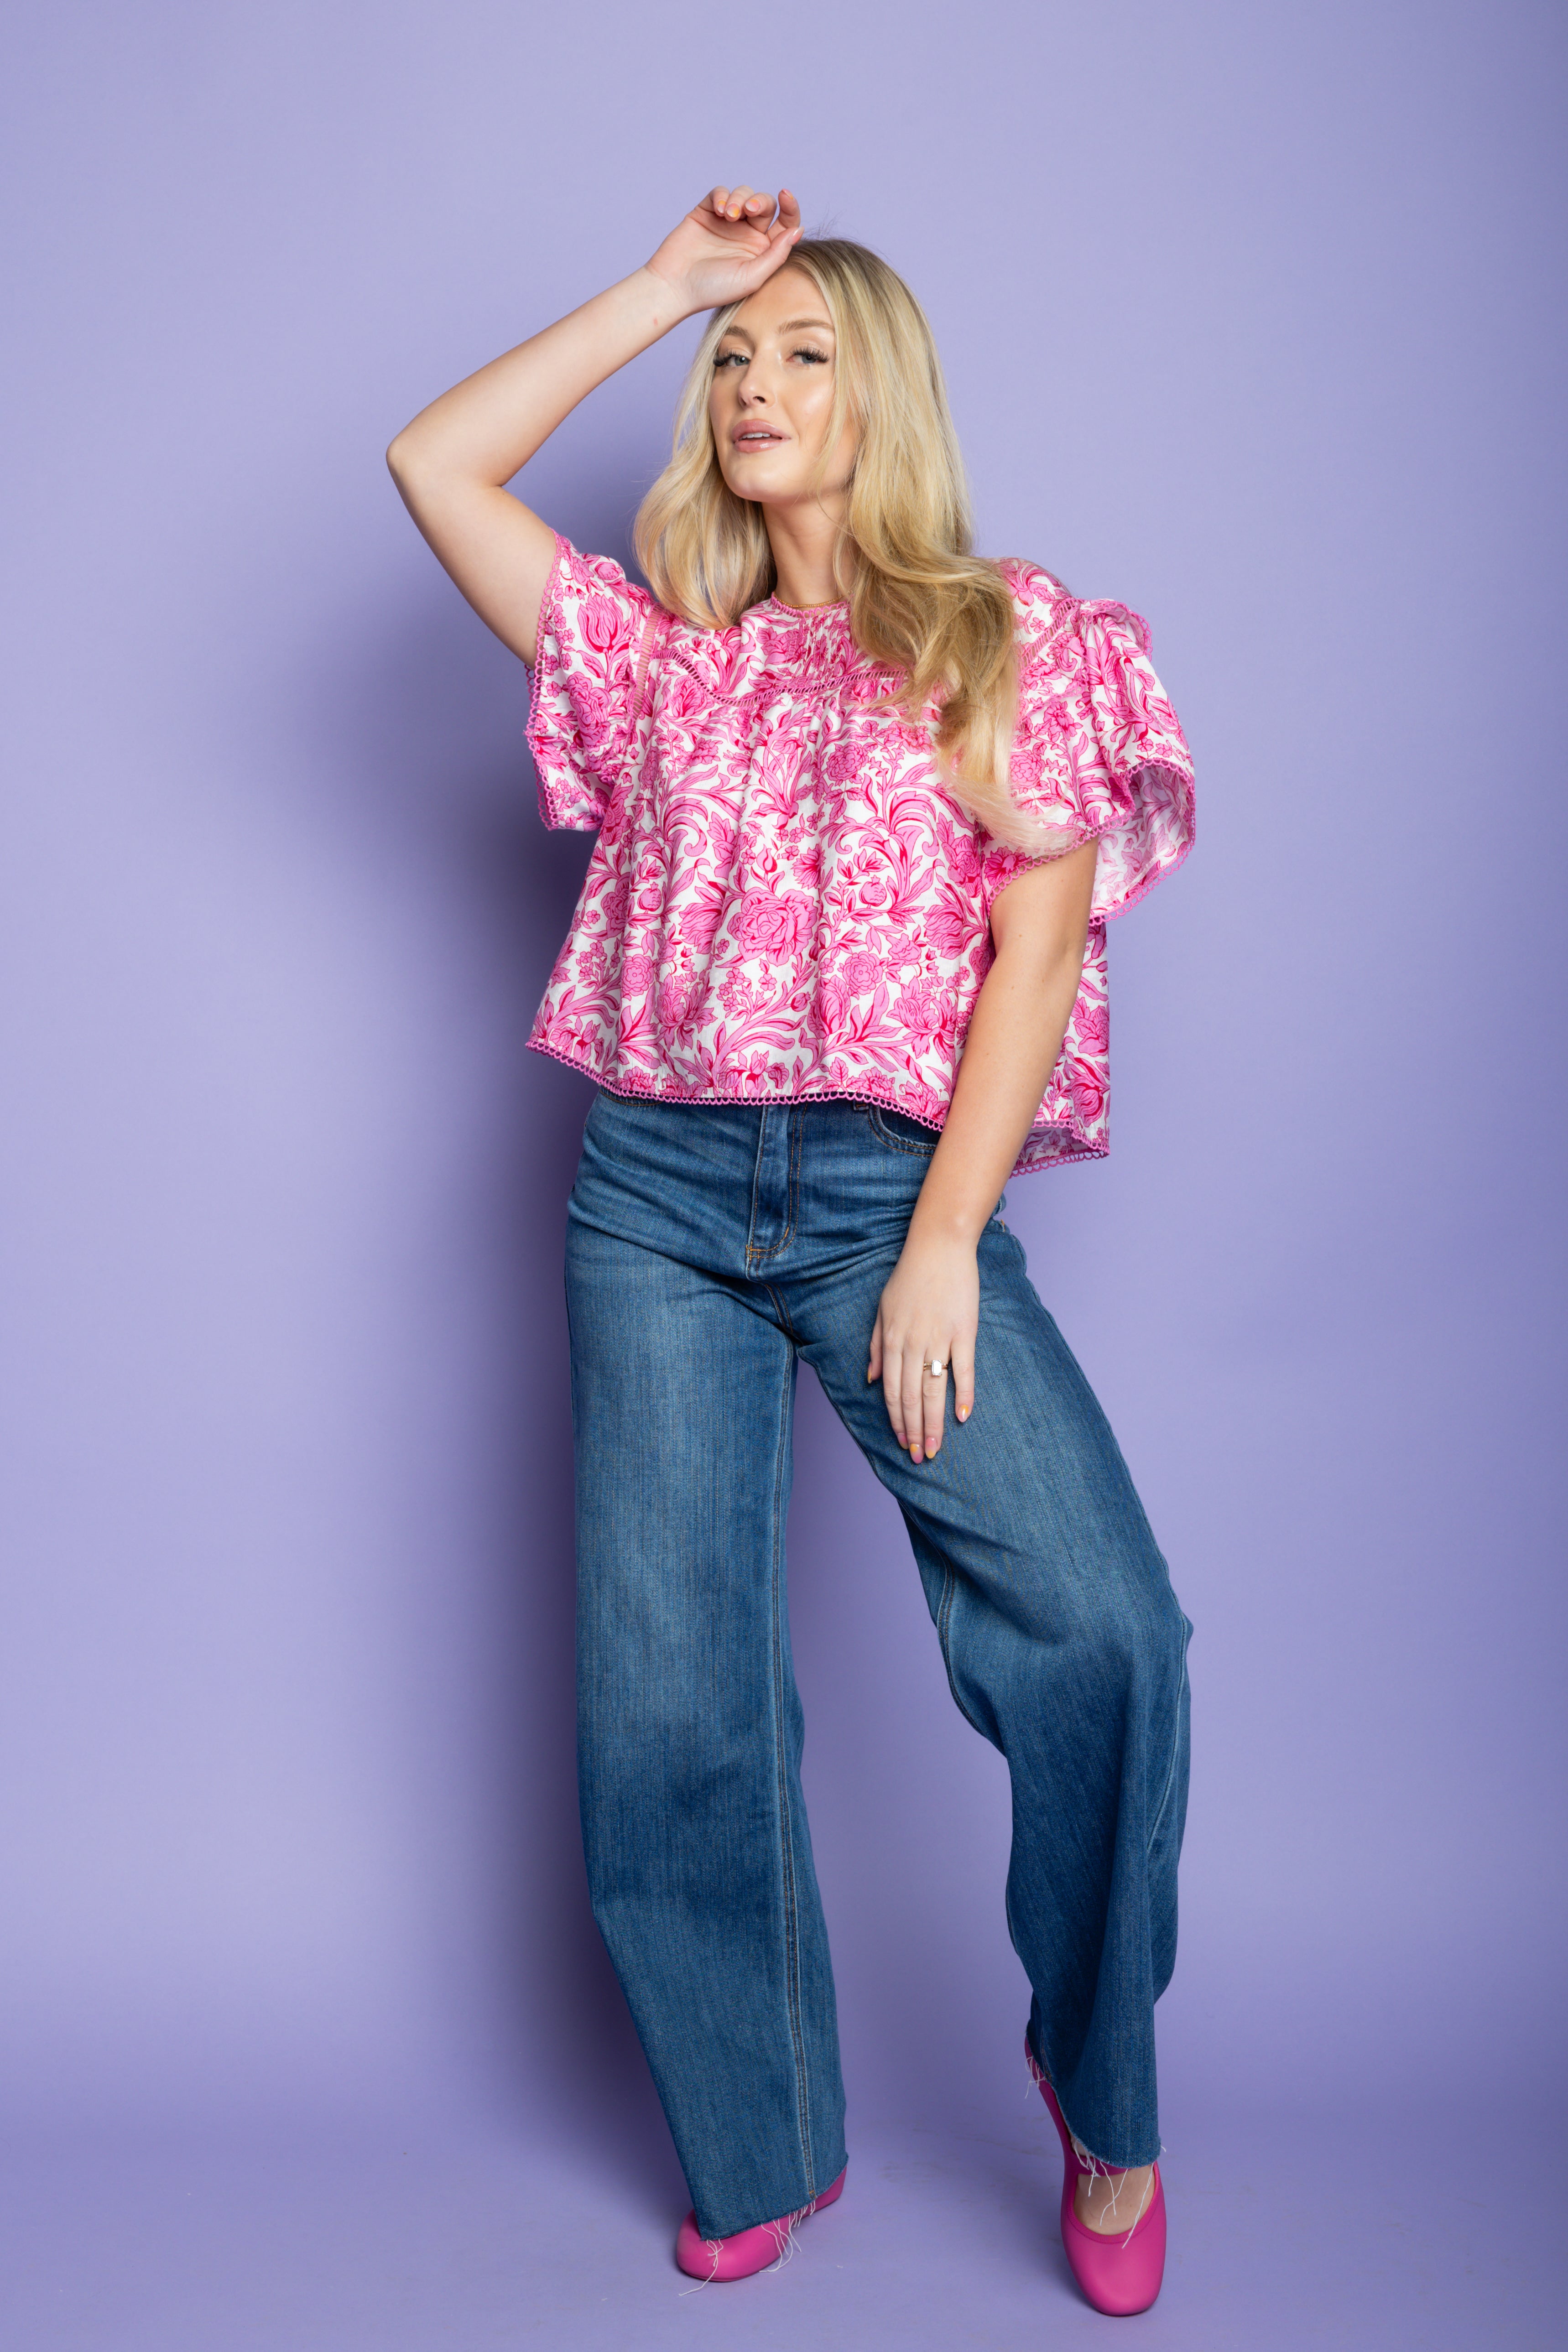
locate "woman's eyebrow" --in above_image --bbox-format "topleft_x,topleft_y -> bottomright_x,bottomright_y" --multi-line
718,317 -> 834,344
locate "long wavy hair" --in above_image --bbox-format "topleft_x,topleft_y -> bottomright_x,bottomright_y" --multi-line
633,237 -> 1061,851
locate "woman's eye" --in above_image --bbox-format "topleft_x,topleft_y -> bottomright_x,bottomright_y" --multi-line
713,345 -> 828,371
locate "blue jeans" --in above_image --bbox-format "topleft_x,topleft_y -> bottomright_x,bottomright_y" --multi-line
565,1093 -> 1191,2240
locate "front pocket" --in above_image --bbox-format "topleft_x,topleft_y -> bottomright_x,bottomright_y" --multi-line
867,1104 -> 941,1156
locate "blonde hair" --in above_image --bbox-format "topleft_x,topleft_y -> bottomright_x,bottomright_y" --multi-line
633,238 -> 1062,851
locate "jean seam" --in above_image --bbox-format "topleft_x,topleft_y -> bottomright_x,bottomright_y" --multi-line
768,1345 -> 814,2194
746,1109 -> 802,1268
760,1281 -> 801,1346
1145,1612 -> 1191,1858
745,1112 -> 769,1268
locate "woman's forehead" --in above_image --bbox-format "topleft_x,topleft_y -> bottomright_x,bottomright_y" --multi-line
726,268 -> 833,338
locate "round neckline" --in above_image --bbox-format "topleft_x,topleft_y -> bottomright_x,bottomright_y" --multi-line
764,593 -> 850,616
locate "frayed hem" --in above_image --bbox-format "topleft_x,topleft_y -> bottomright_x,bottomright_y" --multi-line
1023,2036 -> 1162,2206
677,2211 -> 799,2295
675,2169 -> 843,2293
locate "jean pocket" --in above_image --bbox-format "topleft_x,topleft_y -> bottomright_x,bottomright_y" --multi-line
867,1103 -> 941,1157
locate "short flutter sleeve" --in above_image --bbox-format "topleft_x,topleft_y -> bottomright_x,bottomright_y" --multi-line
989,562 -> 1195,921
526,535 -> 665,831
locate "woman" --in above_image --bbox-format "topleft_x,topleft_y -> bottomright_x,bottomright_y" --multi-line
388,184 -> 1194,2316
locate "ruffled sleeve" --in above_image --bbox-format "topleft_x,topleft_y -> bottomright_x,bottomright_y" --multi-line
986,562 -> 1195,921
526,535 -> 665,831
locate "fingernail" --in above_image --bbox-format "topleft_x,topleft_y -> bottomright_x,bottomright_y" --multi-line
958,1406 -> 969,1421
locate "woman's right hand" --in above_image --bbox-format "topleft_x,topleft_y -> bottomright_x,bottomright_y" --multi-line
645,186 -> 802,315
388,184 -> 801,668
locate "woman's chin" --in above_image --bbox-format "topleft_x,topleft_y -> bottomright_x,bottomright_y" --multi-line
720,463 -> 799,505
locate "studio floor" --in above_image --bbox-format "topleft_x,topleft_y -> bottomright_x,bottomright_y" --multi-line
4,2100 -> 1558,2352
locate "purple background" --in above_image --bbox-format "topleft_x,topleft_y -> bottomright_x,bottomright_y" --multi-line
2,1 -> 1564,2343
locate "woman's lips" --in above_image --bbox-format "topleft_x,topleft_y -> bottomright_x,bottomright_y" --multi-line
732,428 -> 785,447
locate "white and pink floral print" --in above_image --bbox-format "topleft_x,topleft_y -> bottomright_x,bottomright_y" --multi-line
525,536 -> 1193,1174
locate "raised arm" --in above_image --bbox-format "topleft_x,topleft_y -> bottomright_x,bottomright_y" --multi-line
386,186 -> 802,664
868,841 -> 1100,1462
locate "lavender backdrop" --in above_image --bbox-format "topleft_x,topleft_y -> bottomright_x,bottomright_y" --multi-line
2,2 -> 1563,2344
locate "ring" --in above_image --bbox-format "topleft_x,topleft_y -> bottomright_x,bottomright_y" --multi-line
929,1358 -> 947,1377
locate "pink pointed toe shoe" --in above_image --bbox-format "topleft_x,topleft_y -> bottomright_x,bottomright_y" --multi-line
674,2165 -> 847,2283
1026,2035 -> 1166,2316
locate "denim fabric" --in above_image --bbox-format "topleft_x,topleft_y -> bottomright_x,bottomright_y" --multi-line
565,1092 -> 1191,2239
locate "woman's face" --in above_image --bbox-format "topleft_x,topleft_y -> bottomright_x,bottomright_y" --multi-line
708,265 -> 859,514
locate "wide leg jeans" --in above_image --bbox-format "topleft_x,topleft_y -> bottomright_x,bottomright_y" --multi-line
565,1092 -> 1191,2241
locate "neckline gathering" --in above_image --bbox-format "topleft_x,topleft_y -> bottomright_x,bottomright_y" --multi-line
761,593 -> 850,618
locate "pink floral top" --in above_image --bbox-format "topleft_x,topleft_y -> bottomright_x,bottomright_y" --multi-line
525,534 -> 1193,1174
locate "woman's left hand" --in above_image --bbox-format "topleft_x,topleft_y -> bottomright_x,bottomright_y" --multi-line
868,1232 -> 979,1464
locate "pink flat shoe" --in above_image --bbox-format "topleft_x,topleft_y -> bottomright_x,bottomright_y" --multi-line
1026,2035 -> 1166,2316
674,2164 -> 847,2283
